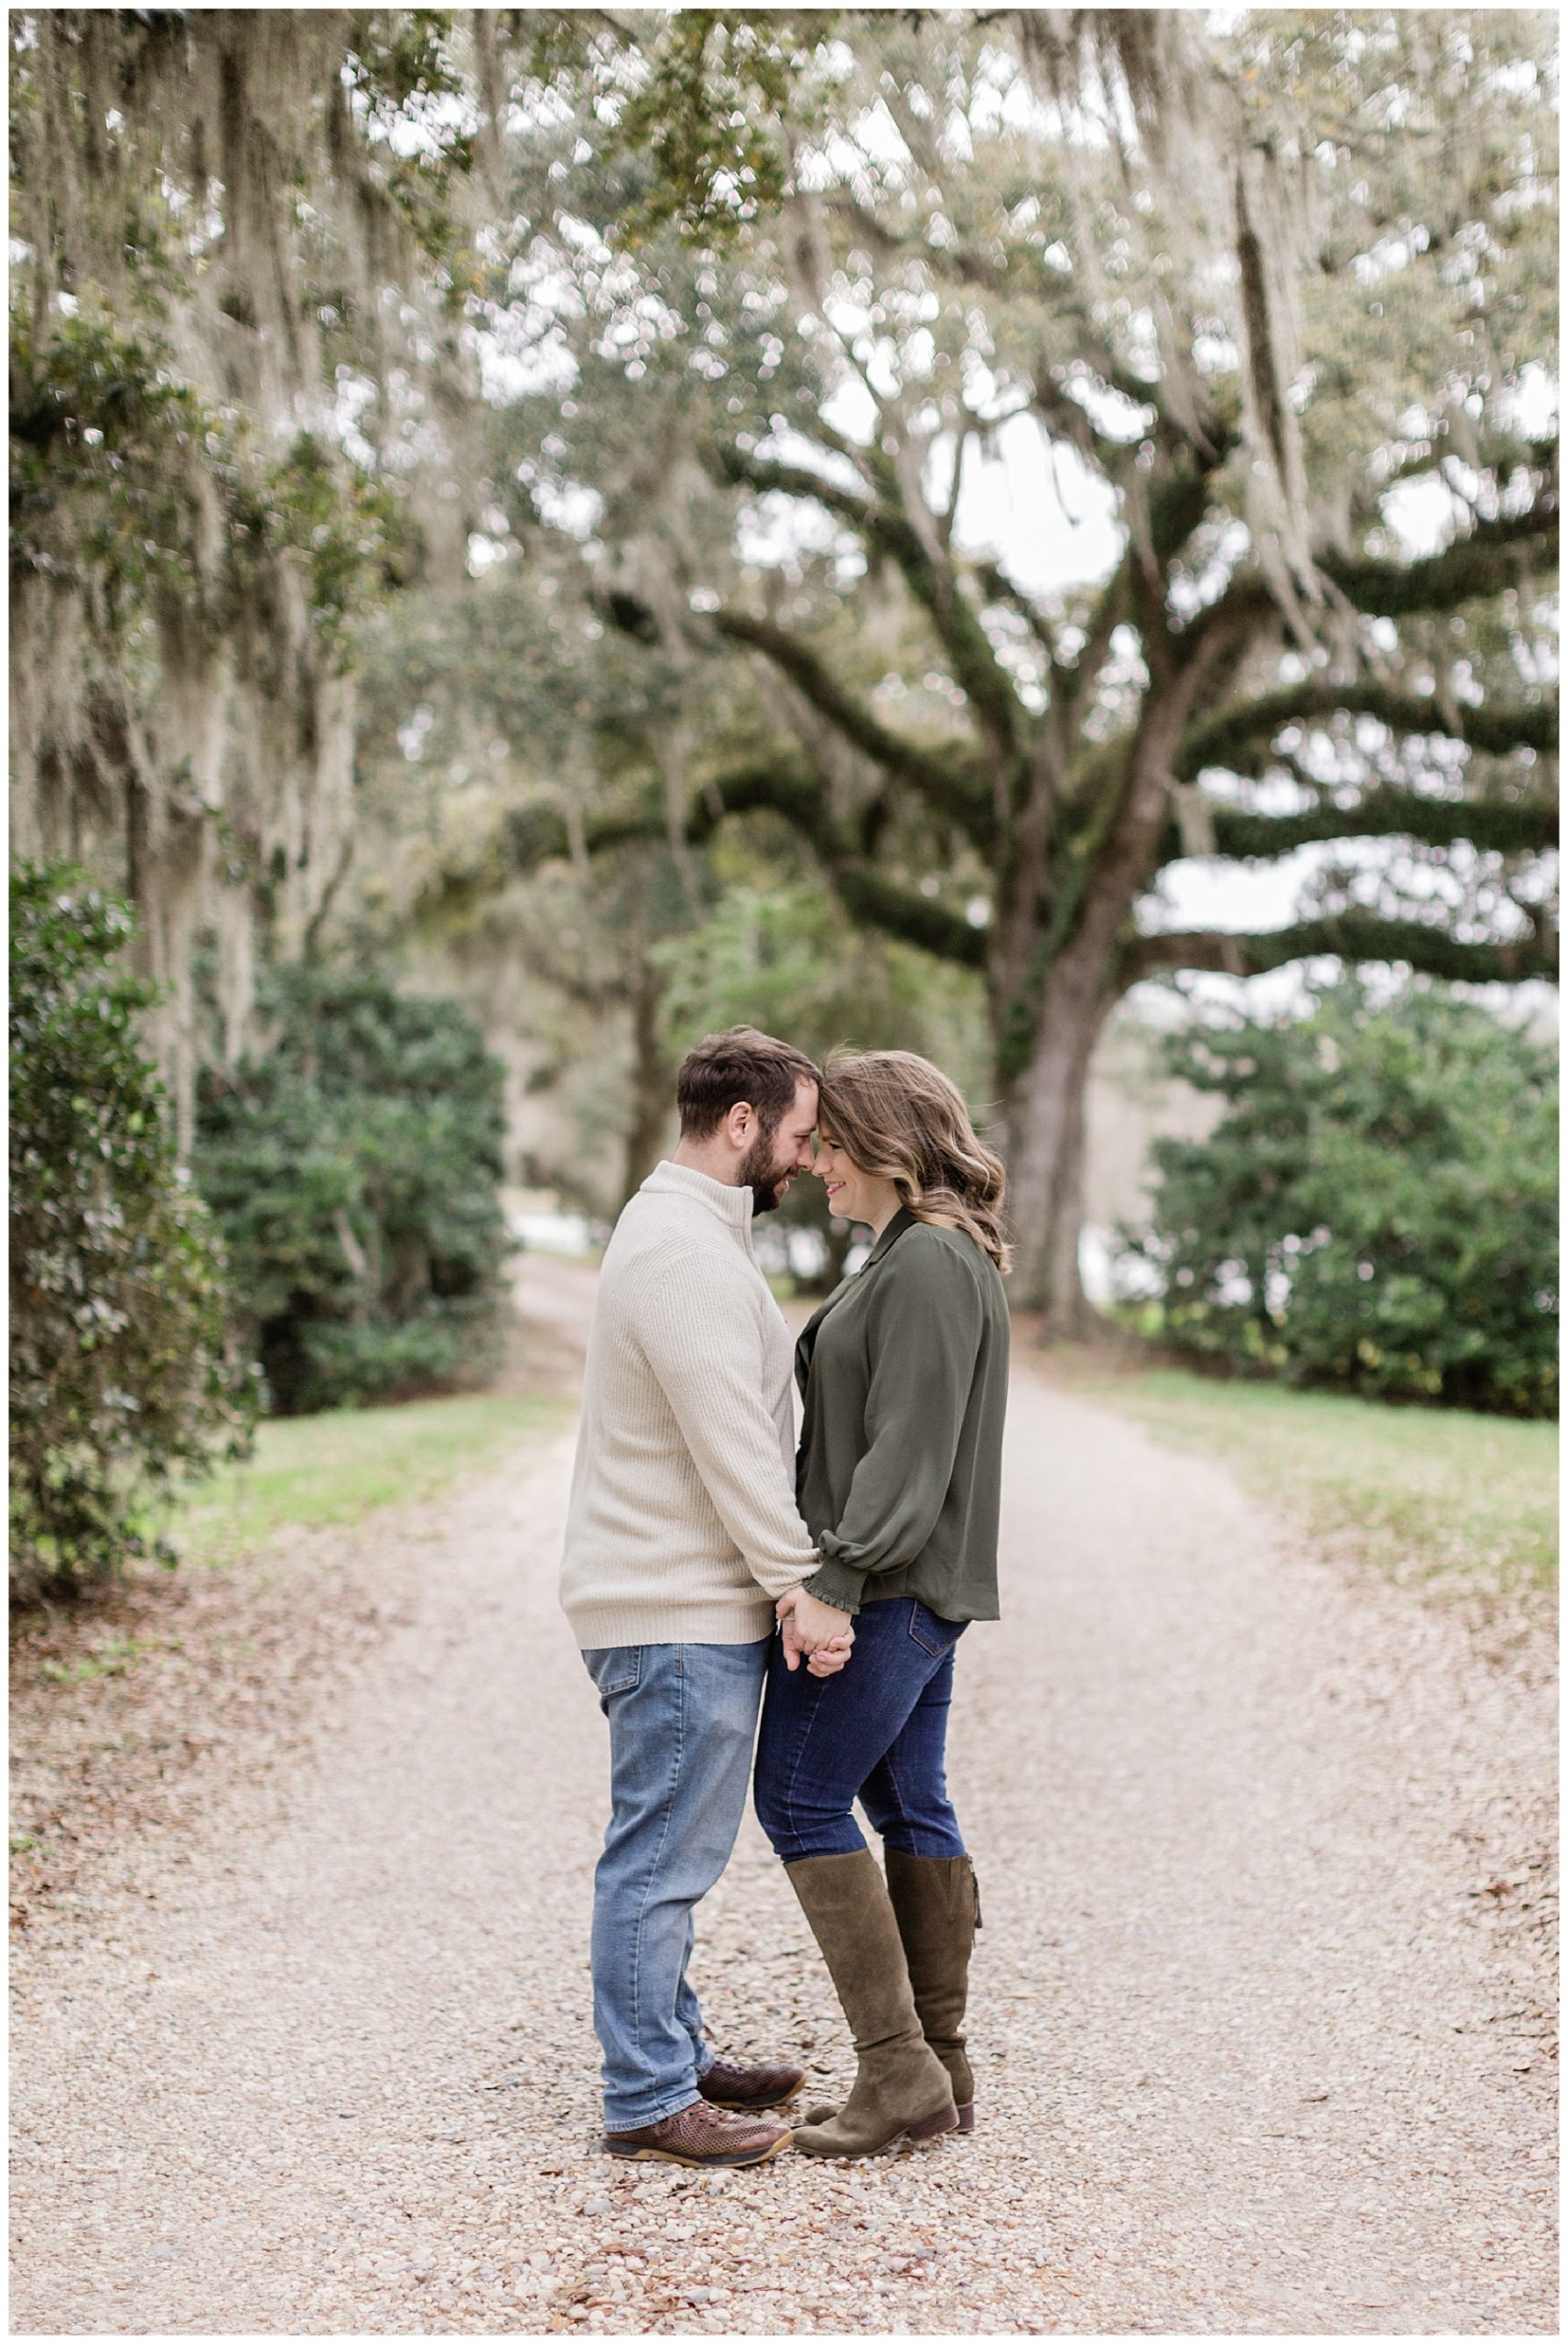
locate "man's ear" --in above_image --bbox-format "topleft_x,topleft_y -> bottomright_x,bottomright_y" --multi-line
724,1100 -> 754,1150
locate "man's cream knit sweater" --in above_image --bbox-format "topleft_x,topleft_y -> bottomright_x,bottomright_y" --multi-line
559,1160 -> 819,1648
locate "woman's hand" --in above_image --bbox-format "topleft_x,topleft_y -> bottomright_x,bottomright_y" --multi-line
776,1585 -> 854,1673
806,1631 -> 855,1679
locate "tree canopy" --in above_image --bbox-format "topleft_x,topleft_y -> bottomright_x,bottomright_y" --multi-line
474,8 -> 1557,1313
11,11 -> 1558,1319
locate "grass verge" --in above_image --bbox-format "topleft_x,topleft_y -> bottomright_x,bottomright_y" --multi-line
165,1388 -> 573,1568
1044,1354 -> 1558,1615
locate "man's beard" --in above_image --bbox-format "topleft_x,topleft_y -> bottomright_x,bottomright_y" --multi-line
738,1126 -> 794,1215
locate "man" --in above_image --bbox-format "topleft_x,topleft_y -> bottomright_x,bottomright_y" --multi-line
560,1027 -> 855,2168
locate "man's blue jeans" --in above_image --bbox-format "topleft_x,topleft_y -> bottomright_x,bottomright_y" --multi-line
580,1636 -> 771,2131
753,1596 -> 968,1862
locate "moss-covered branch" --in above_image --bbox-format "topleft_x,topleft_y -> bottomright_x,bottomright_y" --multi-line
714,440 -> 1026,764
1176,678 -> 1559,779
1322,493 -> 1559,617
480,757 -> 989,969
1195,788 -> 1560,863
1126,913 -> 1559,987
712,610 -> 996,844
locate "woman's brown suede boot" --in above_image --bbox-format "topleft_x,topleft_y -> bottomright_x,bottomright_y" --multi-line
801,1850 -> 982,2132
885,1849 -> 980,2132
785,1849 -> 958,2158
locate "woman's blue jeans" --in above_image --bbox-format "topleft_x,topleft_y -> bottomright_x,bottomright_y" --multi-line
581,1636 -> 770,2131
753,1596 -> 968,1862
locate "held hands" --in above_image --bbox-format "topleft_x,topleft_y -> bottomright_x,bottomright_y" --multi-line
776,1585 -> 855,1677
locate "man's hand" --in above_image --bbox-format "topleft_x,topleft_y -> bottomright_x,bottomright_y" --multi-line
776,1584 -> 854,1673
779,1598 -> 850,1677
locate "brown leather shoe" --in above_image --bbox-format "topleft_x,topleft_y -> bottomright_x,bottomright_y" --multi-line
603,2099 -> 791,2168
698,2056 -> 806,2111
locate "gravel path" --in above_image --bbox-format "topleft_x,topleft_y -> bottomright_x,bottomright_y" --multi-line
11,1262 -> 1556,2334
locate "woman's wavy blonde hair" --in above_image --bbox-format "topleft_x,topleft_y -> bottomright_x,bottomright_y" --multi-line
816,1048 -> 1011,1275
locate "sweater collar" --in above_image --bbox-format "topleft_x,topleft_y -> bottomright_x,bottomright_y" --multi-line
643,1158 -> 756,1248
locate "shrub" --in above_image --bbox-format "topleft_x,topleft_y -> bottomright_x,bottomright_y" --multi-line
9,863 -> 257,1598
193,968 -> 514,1413
1119,979 -> 1558,1416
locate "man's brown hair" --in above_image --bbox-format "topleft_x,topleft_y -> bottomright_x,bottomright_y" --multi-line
676,1027 -> 821,1141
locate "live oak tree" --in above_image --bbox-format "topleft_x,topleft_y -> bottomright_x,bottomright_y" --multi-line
490,9 -> 1558,1324
18,11 -> 1553,1325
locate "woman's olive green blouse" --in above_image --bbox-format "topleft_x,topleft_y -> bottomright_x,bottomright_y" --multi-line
796,1208 -> 1010,1622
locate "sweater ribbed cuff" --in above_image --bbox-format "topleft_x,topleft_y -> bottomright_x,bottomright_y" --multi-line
800,1558 -> 866,1617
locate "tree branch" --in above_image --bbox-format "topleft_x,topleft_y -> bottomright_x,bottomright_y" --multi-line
716,440 -> 1027,765
1182,479 -> 1559,654
1031,371 -> 1147,477
712,609 -> 995,844
1322,493 -> 1559,617
1125,913 -> 1559,988
713,441 -> 886,546
495,758 -> 835,874
1176,679 -> 1560,779
486,758 -> 989,969
969,555 -> 1059,660
1195,787 -> 1562,863
830,869 -> 989,967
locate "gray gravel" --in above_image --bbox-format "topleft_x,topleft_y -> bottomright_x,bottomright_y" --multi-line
10,1262 -> 1556,2332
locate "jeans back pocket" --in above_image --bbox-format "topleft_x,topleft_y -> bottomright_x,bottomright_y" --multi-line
582,1645 -> 643,1702
908,1601 -> 966,1659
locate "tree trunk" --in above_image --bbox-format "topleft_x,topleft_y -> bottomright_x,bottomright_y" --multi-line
1000,947 -> 1118,1335
620,960 -> 673,1208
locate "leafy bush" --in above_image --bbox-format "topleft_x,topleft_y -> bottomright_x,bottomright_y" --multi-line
1118,981 -> 1558,1416
194,969 -> 513,1414
9,863 -> 257,1598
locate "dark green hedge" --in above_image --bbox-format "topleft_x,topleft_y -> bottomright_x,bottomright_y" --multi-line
1120,980 -> 1558,1416
194,968 -> 514,1414
10,863 -> 257,1596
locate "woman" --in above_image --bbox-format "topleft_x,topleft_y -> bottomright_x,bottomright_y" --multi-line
753,1047 -> 1011,2158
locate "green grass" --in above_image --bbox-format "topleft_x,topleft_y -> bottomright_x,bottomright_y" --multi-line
1054,1361 -> 1558,1610
165,1389 -> 572,1568
38,1632 -> 153,1685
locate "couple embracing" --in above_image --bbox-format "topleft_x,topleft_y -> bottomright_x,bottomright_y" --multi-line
559,1026 -> 1011,2166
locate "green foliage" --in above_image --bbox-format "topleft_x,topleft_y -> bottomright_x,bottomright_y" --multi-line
242,429 -> 425,649
654,866 -> 990,1091
9,863 -> 258,1599
9,310 -> 418,646
606,12 -> 826,244
193,968 -> 514,1415
1121,981 -> 1558,1416
8,309 -> 211,600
